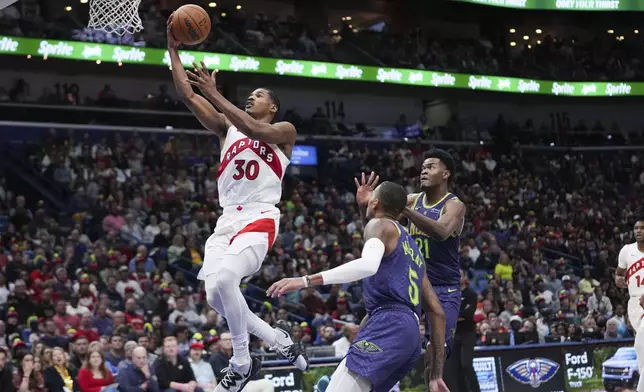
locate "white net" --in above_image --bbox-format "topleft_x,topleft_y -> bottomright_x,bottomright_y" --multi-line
88,0 -> 143,36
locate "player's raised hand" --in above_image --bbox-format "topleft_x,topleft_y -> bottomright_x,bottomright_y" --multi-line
429,378 -> 450,392
167,13 -> 179,49
186,61 -> 218,95
354,171 -> 379,206
267,277 -> 307,298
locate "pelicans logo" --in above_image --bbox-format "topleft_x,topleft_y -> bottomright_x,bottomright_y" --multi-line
506,358 -> 560,388
352,340 -> 383,354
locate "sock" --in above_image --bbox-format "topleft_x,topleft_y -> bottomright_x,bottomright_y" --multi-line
231,333 -> 251,374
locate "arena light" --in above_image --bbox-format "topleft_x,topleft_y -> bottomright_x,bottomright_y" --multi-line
636,29 -> 640,34
118,61 -> 123,66
332,29 -> 338,34
535,29 -> 542,34
607,134 -> 613,140
528,44 -> 532,49
607,29 -> 615,34
345,16 -> 352,21
352,29 -> 358,33
235,4 -> 241,10
509,28 -> 515,33
96,60 -> 101,64
221,12 -> 226,17
348,24 -> 352,28
65,5 -> 72,11
537,40 -> 541,44
80,0 -> 88,3
26,54 -> 31,59
208,2 -> 216,7
550,142 -> 555,146
510,41 -> 516,46
523,35 -> 529,40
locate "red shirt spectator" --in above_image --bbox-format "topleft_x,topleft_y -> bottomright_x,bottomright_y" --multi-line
77,350 -> 115,392
53,300 -> 80,334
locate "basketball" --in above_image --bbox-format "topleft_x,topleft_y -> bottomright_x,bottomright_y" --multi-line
171,4 -> 211,45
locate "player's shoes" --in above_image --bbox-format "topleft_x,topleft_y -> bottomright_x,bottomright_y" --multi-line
272,320 -> 309,371
215,356 -> 262,392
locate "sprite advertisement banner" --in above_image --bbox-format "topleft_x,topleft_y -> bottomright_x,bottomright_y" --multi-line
451,0 -> 644,11
1,35 -> 643,97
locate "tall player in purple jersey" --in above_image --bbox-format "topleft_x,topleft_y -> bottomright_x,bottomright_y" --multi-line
268,181 -> 449,392
402,149 -> 465,385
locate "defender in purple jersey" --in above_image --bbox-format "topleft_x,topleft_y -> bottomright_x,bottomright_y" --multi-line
401,149 -> 466,383
268,181 -> 448,392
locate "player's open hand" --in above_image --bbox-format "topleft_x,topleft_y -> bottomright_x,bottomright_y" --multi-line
166,13 -> 179,49
429,378 -> 450,392
267,278 -> 306,298
186,61 -> 218,95
354,171 -> 379,206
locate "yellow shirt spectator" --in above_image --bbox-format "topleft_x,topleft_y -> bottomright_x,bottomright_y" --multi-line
495,263 -> 513,281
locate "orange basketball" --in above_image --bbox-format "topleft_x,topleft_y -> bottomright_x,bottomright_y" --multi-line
171,4 -> 211,45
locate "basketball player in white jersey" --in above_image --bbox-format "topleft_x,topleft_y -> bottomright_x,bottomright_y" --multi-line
168,18 -> 308,392
615,219 -> 644,392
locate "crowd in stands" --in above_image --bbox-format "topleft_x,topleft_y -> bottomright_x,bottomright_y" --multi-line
0,123 -> 640,391
2,0 -> 644,81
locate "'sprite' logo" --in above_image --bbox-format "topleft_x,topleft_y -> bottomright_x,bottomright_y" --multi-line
506,357 -> 559,388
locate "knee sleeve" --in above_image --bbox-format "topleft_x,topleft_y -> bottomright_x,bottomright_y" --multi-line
205,273 -> 226,316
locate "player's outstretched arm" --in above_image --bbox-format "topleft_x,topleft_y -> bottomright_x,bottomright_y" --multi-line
403,198 -> 466,241
167,18 -> 227,140
420,274 -> 446,384
266,219 -> 396,297
186,62 -> 296,146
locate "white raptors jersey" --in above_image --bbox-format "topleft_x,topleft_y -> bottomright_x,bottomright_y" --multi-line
217,125 -> 290,208
618,242 -> 644,296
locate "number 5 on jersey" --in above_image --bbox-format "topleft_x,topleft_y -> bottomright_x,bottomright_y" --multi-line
408,267 -> 420,306
232,159 -> 260,180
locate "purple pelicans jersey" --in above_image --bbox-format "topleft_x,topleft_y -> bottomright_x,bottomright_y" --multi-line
407,192 -> 464,354
345,219 -> 424,392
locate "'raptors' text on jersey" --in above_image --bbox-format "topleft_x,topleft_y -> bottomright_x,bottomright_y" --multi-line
619,242 -> 644,297
217,126 -> 290,207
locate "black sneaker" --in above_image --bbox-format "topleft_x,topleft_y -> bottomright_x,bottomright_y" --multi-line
215,356 -> 262,392
273,320 -> 309,370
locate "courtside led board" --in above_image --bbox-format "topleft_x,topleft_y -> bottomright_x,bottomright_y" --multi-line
0,35 -> 641,97
451,0 -> 644,11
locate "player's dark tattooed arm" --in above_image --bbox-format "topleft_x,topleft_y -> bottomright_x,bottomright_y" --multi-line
167,21 -> 227,140
185,62 -> 296,145
421,274 -> 446,381
403,199 -> 466,241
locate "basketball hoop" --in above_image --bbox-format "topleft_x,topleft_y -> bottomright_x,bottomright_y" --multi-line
88,0 -> 144,36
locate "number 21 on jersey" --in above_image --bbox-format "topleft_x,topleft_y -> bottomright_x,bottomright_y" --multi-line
415,237 -> 430,260
232,159 -> 260,180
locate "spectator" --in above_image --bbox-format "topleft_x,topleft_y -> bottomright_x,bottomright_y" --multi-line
117,346 -> 160,392
0,348 -> 14,392
78,313 -> 101,342
44,347 -> 78,392
587,287 -> 613,318
104,335 -> 126,367
168,296 -> 202,330
13,352 -> 46,392
154,336 -> 200,392
77,347 -> 116,392
332,323 -> 359,357
208,332 -> 232,380
136,335 -> 158,364
494,253 -> 513,282
128,245 -> 156,273
117,341 -> 139,373
69,333 -> 90,370
578,267 -> 600,295
53,299 -> 81,335
188,342 -> 216,391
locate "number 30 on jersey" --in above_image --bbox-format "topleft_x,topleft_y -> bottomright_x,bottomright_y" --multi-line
232,159 -> 260,180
